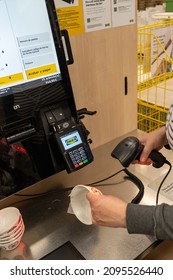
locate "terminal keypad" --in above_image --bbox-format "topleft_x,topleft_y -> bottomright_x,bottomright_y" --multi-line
69,147 -> 89,168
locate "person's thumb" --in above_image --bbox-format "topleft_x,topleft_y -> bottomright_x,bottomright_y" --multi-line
86,191 -> 98,204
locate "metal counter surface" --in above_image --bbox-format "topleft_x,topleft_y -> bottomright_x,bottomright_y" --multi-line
0,130 -> 172,260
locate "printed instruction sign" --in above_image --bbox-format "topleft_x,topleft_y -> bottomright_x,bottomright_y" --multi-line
111,0 -> 135,27
55,0 -> 136,35
82,0 -> 111,32
151,26 -> 173,77
55,0 -> 84,36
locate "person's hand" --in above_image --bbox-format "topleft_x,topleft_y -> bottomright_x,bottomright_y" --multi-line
86,192 -> 127,228
136,126 -> 167,165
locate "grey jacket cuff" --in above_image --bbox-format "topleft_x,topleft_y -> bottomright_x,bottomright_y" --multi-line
126,203 -> 155,236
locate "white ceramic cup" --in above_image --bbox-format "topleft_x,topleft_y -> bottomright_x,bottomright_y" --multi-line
0,207 -> 20,236
0,223 -> 25,243
0,216 -> 23,240
0,224 -> 25,251
0,238 -> 22,251
0,207 -> 25,250
70,185 -> 102,225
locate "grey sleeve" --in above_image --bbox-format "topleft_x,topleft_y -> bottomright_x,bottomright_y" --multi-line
126,203 -> 173,240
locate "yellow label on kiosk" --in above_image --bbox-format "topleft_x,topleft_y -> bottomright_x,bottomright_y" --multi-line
26,64 -> 57,80
0,72 -> 24,86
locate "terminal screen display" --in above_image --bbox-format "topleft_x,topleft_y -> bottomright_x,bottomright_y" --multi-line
0,0 -> 61,96
60,131 -> 82,151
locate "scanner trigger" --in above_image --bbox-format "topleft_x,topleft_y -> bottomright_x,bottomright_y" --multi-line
111,136 -> 167,168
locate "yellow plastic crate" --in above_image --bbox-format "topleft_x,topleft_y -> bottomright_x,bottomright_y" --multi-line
138,99 -> 168,132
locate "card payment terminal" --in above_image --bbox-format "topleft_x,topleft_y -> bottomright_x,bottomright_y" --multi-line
54,123 -> 94,173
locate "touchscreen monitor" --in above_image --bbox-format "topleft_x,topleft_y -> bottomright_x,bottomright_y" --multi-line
0,0 -> 76,126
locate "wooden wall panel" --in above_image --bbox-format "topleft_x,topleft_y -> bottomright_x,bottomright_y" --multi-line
68,23 -> 137,149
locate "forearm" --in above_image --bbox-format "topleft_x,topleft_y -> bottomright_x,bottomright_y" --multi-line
126,203 -> 173,240
157,126 -> 168,146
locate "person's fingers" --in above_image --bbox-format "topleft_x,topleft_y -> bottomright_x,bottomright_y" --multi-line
90,187 -> 102,196
86,191 -> 97,203
139,148 -> 152,163
133,155 -> 152,165
139,158 -> 152,165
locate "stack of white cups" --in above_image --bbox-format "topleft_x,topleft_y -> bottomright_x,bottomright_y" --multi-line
0,207 -> 25,251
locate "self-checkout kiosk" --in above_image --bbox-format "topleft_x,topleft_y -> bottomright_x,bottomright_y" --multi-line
0,0 -> 95,197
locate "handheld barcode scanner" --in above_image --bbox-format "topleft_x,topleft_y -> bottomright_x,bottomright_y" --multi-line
110,136 -> 170,204
111,136 -> 166,168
